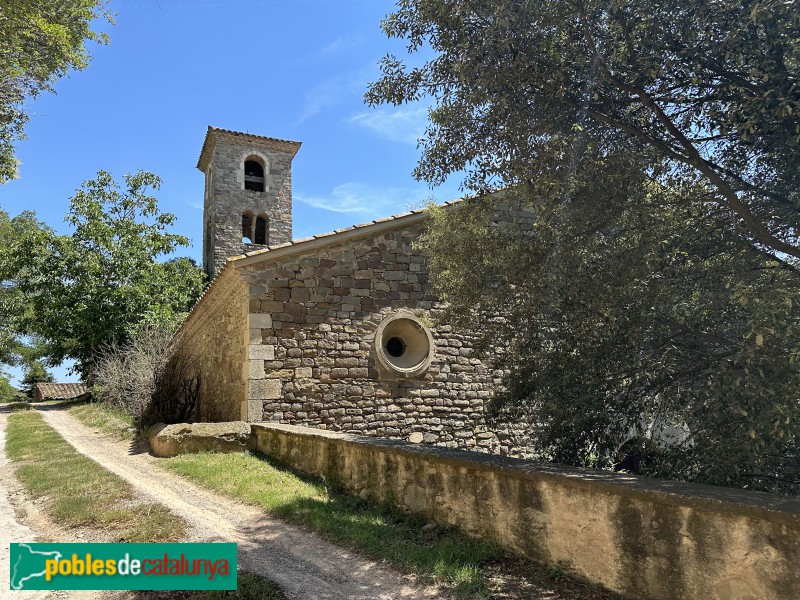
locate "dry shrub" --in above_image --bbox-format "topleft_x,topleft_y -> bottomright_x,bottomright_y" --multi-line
141,350 -> 200,430
93,323 -> 200,430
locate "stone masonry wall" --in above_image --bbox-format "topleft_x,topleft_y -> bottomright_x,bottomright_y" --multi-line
240,220 -> 532,455
204,137 -> 294,279
172,266 -> 250,422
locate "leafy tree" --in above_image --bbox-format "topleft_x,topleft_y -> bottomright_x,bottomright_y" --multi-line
0,0 -> 112,183
367,0 -> 799,261
20,359 -> 54,395
9,170 -> 204,379
0,207 -> 53,365
0,370 -> 22,403
370,1 -> 800,493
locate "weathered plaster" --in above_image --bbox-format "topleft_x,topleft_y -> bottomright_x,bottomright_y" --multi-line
251,423 -> 800,600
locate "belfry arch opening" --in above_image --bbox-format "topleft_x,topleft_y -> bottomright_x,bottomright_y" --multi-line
255,214 -> 269,245
244,158 -> 265,192
242,211 -> 254,243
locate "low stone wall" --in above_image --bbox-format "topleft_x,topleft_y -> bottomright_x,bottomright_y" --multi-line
251,423 -> 800,600
148,422 -> 251,457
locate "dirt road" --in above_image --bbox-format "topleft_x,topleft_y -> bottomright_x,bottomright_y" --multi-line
0,410 -> 52,600
35,405 -> 443,600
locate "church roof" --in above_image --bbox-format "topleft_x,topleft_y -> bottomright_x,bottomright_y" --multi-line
34,383 -> 88,400
181,200 -> 461,328
231,201 -> 461,268
196,126 -> 302,170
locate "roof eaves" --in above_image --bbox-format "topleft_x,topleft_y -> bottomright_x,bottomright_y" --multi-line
197,126 -> 302,171
232,207 -> 431,270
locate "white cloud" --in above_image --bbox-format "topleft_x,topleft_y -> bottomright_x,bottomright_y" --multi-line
318,35 -> 365,58
296,182 -> 435,217
348,105 -> 429,145
296,67 -> 372,123
289,35 -> 367,68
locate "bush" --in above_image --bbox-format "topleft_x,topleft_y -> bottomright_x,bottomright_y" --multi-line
142,350 -> 200,430
0,372 -> 25,403
93,323 -> 199,430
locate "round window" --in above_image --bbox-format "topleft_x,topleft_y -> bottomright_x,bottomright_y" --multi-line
374,313 -> 434,378
385,337 -> 405,357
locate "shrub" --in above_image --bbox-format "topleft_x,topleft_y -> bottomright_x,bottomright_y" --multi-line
142,350 -> 200,430
93,322 -> 199,430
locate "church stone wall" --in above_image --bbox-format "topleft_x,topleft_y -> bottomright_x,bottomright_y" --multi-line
240,221 -> 530,455
172,266 -> 250,422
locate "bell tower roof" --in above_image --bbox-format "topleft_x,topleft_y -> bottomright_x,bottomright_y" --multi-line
197,126 -> 302,171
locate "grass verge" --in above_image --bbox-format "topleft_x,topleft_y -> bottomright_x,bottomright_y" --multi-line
69,401 -> 136,441
1,401 -> 32,412
6,411 -> 185,541
164,451 -> 499,598
138,572 -> 287,599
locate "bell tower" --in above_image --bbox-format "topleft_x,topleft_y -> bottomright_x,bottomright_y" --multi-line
197,126 -> 302,279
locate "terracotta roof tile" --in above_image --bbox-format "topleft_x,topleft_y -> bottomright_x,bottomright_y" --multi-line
34,383 -> 88,400
205,126 -> 300,147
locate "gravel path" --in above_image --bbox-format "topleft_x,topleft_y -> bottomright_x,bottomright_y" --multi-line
0,410 -> 51,600
36,405 -> 443,600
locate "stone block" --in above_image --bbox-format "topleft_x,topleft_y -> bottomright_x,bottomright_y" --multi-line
383,271 -> 406,281
247,399 -> 262,422
248,344 -> 275,360
291,287 -> 310,302
249,359 -> 265,379
250,379 -> 282,400
148,421 -> 251,457
249,313 -> 273,329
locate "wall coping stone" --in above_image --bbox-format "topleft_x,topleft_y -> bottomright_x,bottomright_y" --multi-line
251,423 -> 800,526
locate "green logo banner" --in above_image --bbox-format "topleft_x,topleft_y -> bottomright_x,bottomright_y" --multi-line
10,543 -> 237,591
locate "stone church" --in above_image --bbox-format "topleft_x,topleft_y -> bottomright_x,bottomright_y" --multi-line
173,126 -> 530,455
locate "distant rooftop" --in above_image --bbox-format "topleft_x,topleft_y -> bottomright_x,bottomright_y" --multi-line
33,383 -> 88,400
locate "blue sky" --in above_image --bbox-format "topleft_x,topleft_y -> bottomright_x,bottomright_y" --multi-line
1,0 -> 461,385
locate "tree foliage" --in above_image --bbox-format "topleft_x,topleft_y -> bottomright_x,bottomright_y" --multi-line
368,0 -> 799,261
369,0 -> 800,493
0,207 -> 52,365
0,0 -> 111,183
0,370 -> 22,403
4,171 -> 203,379
20,359 -> 54,395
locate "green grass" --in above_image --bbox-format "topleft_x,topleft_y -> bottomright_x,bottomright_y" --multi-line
188,572 -> 287,599
6,411 -> 185,541
164,451 -> 499,598
69,401 -> 136,440
0,396 -> 28,405
1,401 -> 32,411
137,572 -> 287,599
